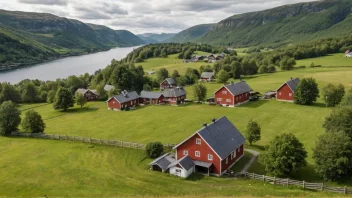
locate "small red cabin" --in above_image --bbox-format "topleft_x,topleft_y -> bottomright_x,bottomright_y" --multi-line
173,117 -> 245,176
107,91 -> 139,110
276,78 -> 300,102
214,81 -> 252,107
139,91 -> 165,105
160,78 -> 177,90
162,87 -> 187,105
75,89 -> 99,101
200,72 -> 215,81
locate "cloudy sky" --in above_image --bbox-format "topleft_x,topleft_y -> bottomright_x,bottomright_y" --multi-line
0,0 -> 317,34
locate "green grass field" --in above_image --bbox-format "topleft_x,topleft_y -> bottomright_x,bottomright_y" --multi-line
0,137 -> 342,197
296,53 -> 352,67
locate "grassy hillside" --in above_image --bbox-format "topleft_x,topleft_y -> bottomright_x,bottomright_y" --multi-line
166,24 -> 215,43
187,0 -> 352,47
296,53 -> 352,67
0,9 -> 144,70
0,138 -> 335,197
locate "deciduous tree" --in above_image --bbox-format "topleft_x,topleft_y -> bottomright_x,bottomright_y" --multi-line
322,83 -> 345,107
0,101 -> 21,136
217,70 -> 229,84
193,83 -> 207,101
22,110 -> 45,133
323,106 -> 352,138
75,92 -> 86,109
246,120 -> 261,145
146,142 -> 164,159
156,68 -> 169,82
294,78 -> 319,105
53,88 -> 74,111
47,90 -> 56,104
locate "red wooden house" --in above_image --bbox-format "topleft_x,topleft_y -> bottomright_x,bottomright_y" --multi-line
214,81 -> 252,107
139,91 -> 165,105
106,90 -> 139,110
160,78 -> 177,90
162,87 -> 187,105
173,116 -> 246,176
75,89 -> 99,101
200,72 -> 215,81
276,78 -> 300,102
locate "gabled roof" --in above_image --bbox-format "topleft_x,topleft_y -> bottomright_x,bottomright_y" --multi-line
76,89 -> 99,96
201,72 -> 215,79
104,84 -> 115,92
149,153 -> 175,171
277,78 -> 300,93
162,87 -> 187,98
162,78 -> 176,85
140,91 -> 163,99
173,117 -> 246,160
215,81 -> 252,96
168,155 -> 194,171
108,91 -> 139,103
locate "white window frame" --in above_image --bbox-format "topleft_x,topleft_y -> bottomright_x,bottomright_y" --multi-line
196,138 -> 201,145
222,91 -> 227,94
231,151 -> 237,159
184,150 -> 188,155
195,151 -> 200,157
289,93 -> 292,97
279,92 -> 282,96
225,157 -> 228,164
226,99 -> 231,103
217,98 -> 222,102
208,154 -> 213,161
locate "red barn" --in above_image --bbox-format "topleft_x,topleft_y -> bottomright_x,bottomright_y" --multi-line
106,91 -> 139,110
200,72 -> 215,81
173,117 -> 246,176
139,91 -> 165,105
276,78 -> 300,102
214,81 -> 252,107
162,87 -> 187,105
160,78 -> 177,90
75,89 -> 99,101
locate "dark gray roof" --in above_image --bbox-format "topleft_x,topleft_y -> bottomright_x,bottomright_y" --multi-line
201,72 -> 214,79
194,160 -> 212,168
162,87 -> 187,98
112,91 -> 139,103
197,116 -> 246,160
164,78 -> 176,85
223,81 -> 252,96
168,155 -> 194,171
76,89 -> 98,96
286,78 -> 300,92
149,153 -> 175,171
104,84 -> 115,92
140,91 -> 163,99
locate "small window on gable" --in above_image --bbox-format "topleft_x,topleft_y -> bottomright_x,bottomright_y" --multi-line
195,151 -> 200,157
225,157 -> 228,164
222,90 -> 227,94
208,154 -> 213,161
196,138 -> 201,145
184,150 -> 188,155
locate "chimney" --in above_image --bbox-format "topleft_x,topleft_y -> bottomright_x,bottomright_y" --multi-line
290,77 -> 293,80
212,118 -> 216,123
203,123 -> 207,127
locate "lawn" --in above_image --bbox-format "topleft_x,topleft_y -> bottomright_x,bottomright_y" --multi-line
231,151 -> 253,173
0,137 -> 341,197
296,53 -> 352,67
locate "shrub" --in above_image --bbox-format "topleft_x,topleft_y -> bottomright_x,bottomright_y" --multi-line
146,142 -> 164,158
245,119 -> 261,145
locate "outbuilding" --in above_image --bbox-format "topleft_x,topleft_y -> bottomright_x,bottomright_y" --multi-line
160,78 -> 177,90
276,78 -> 300,102
200,72 -> 215,81
214,81 -> 252,107
162,87 -> 187,105
139,91 -> 165,105
168,155 -> 195,178
75,89 -> 99,101
106,90 -> 139,110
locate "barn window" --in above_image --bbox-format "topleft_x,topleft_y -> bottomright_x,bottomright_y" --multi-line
236,97 -> 238,102
231,151 -> 236,159
196,138 -> 201,145
222,91 -> 227,94
279,92 -> 282,96
289,93 -> 292,97
208,154 -> 213,161
217,98 -> 222,102
226,157 -> 228,164
226,99 -> 231,103
195,151 -> 200,157
184,150 -> 188,155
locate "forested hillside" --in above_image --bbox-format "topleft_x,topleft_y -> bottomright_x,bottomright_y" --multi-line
174,0 -> 352,47
0,10 -> 144,70
166,24 -> 215,43
138,33 -> 176,44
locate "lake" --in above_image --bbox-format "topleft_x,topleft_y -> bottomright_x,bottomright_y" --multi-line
0,46 -> 136,84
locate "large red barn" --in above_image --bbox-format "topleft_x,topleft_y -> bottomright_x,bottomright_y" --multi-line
214,81 -> 252,107
162,87 -> 187,105
276,78 -> 300,102
172,116 -> 246,176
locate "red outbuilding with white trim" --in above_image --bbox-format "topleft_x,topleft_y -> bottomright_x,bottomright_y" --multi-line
276,78 -> 300,102
214,81 -> 252,107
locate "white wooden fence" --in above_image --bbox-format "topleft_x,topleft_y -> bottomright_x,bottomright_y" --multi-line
245,172 -> 351,195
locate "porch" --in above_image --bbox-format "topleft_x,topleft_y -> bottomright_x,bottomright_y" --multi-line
194,160 -> 213,176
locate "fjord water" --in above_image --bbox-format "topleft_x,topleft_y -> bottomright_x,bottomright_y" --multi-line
0,46 -> 136,84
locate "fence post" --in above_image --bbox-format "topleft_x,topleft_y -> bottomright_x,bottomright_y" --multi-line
303,181 -> 305,189
252,172 -> 255,179
65,135 -> 67,140
100,139 -> 102,144
273,177 -> 276,185
287,178 -> 289,187
321,183 -> 324,191
263,175 -> 265,182
90,138 -> 92,144
344,186 -> 347,195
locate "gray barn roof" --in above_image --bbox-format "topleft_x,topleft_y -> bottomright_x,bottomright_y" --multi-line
201,72 -> 214,79
112,91 -> 139,103
223,81 -> 252,96
76,89 -> 99,96
104,84 -> 115,92
140,91 -> 163,99
168,155 -> 194,171
162,87 -> 187,98
149,153 -> 175,171
286,78 -> 300,92
197,117 -> 246,160
163,78 -> 176,85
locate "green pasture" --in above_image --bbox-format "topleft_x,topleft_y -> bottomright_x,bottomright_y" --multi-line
296,53 -> 352,67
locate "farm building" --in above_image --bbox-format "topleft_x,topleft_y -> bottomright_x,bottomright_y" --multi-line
173,116 -> 245,177
106,90 -> 139,110
162,87 -> 187,105
168,155 -> 195,178
208,54 -> 216,60
75,89 -> 99,101
139,91 -> 165,105
149,153 -> 176,173
214,81 -> 252,107
200,72 -> 215,81
160,78 -> 177,90
216,53 -> 225,60
276,78 -> 300,102
104,84 -> 115,92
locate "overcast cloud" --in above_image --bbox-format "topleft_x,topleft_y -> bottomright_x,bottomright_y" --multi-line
0,0 -> 317,34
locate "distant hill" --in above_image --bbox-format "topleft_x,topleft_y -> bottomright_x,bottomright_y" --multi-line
138,33 -> 176,44
166,24 -> 215,43
196,0 -> 352,47
0,9 -> 144,70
